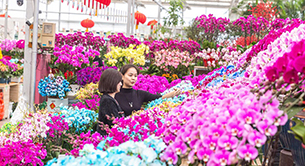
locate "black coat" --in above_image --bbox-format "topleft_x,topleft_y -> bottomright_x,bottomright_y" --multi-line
97,94 -> 123,135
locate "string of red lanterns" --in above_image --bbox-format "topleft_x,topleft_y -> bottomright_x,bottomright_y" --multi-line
62,0 -> 111,13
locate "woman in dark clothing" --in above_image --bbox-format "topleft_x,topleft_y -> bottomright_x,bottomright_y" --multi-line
97,68 -> 123,135
115,64 -> 181,117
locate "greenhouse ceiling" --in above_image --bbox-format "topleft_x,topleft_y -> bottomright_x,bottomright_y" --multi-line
112,0 -> 239,9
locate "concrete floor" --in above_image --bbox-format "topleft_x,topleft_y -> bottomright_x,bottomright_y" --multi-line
0,118 -> 10,128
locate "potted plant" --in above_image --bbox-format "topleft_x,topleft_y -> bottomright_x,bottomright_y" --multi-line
37,74 -> 71,112
0,56 -> 17,84
10,59 -> 24,83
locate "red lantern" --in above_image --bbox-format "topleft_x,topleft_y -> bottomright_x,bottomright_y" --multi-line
81,18 -> 95,32
147,20 -> 158,29
96,0 -> 111,9
134,11 -> 146,29
0,14 -> 10,18
102,0 -> 111,8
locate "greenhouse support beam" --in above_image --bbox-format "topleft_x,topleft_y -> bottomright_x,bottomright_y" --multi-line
58,0 -> 61,32
157,0 -> 161,40
131,0 -> 135,35
23,0 -> 39,111
4,0 -> 8,39
126,0 -> 131,36
30,0 -> 39,110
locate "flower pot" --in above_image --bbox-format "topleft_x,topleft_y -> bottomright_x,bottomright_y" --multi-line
47,97 -> 68,112
280,120 -> 305,166
11,77 -> 21,83
0,78 -> 9,84
67,84 -> 80,99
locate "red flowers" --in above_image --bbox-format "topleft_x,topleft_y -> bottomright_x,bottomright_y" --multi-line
248,1 -> 278,21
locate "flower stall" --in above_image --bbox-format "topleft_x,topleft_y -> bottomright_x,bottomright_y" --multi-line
1,13 -> 305,166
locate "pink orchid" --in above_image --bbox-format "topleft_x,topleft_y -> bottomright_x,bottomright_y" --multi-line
237,144 -> 258,162
218,135 -> 239,150
248,130 -> 267,147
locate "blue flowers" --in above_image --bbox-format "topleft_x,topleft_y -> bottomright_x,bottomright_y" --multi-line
56,106 -> 98,134
46,135 -> 167,166
38,75 -> 71,99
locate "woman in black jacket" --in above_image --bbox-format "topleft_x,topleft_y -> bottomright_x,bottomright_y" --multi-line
97,68 -> 123,135
115,64 -> 181,117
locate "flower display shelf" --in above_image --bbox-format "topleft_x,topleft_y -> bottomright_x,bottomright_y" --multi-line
47,97 -> 68,112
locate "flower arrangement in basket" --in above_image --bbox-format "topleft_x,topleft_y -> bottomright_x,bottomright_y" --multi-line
38,74 -> 71,100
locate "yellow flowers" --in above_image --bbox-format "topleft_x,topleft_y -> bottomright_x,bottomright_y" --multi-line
76,83 -> 100,100
0,48 -> 2,59
104,44 -> 149,68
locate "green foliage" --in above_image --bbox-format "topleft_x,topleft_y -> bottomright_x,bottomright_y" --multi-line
199,40 -> 217,50
140,64 -> 161,75
290,118 -> 305,144
230,0 -> 254,19
163,0 -> 185,27
276,0 -> 305,20
184,19 -> 201,41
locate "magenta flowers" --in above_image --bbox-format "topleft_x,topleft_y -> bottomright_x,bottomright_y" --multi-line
55,32 -> 106,51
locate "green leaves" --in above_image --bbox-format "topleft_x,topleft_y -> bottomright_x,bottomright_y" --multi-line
287,106 -> 304,119
290,118 -> 305,144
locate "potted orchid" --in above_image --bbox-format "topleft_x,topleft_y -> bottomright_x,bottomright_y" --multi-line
0,55 -> 18,83
38,74 -> 71,112
153,49 -> 194,78
50,45 -> 100,97
10,59 -> 24,83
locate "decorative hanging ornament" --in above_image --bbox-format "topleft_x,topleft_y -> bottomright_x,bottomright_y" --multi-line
147,19 -> 157,29
81,18 -> 95,32
134,11 -> 146,29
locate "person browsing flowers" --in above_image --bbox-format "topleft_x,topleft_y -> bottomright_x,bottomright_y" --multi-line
97,69 -> 124,135
115,64 -> 181,116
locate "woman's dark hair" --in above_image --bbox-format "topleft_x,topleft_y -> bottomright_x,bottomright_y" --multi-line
120,64 -> 140,76
98,69 -> 122,93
